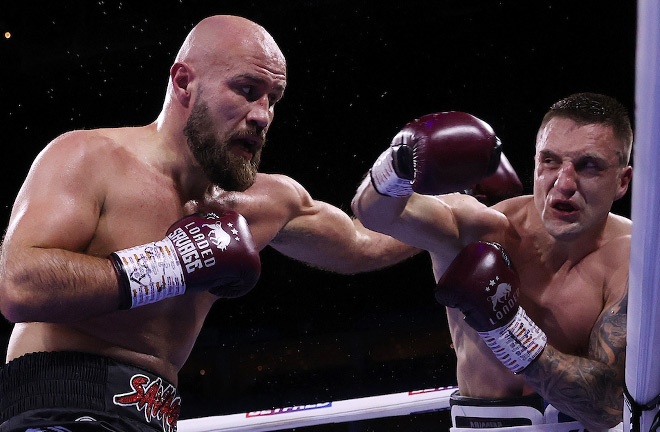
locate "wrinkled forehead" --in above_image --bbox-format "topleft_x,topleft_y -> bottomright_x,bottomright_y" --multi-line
535,117 -> 624,159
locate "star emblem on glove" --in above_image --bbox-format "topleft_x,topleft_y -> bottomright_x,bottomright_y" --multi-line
485,276 -> 500,292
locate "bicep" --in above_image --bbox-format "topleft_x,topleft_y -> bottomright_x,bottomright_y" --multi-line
588,273 -> 628,370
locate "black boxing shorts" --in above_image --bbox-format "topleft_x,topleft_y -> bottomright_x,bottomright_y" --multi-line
449,391 -> 589,431
0,351 -> 181,432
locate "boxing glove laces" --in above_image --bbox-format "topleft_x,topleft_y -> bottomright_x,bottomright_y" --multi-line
111,211 -> 261,309
435,241 -> 547,373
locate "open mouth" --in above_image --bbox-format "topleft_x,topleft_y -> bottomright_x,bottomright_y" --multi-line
553,201 -> 577,213
230,138 -> 259,161
548,199 -> 580,222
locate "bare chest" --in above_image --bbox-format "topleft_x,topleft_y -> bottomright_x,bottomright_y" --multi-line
89,178 -> 186,256
517,263 -> 605,355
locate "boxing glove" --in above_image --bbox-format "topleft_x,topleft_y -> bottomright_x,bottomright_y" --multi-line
370,112 -> 502,197
435,241 -> 546,373
111,211 -> 261,309
469,153 -> 524,205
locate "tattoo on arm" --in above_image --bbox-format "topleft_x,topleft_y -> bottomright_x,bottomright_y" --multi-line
523,293 -> 627,428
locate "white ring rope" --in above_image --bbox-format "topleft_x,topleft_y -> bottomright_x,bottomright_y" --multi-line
178,386 -> 456,431
625,0 -> 660,431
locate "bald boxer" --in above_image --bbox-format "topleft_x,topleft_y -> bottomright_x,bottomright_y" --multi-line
0,15 -> 420,432
352,93 -> 632,431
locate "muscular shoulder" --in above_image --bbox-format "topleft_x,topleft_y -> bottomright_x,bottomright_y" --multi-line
34,129 -> 133,176
594,214 -> 631,267
583,227 -> 630,309
599,233 -> 631,269
250,173 -> 312,207
441,193 -> 515,244
606,212 -> 632,237
21,129 -> 123,198
39,129 -> 107,160
493,195 -> 534,220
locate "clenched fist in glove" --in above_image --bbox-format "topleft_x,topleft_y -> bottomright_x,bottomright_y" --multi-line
369,112 -> 502,197
111,211 -> 261,309
435,241 -> 546,373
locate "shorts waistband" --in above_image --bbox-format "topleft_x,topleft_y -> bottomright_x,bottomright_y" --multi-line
450,391 -> 582,429
0,351 -> 181,432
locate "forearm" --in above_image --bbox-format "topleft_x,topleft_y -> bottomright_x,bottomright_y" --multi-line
271,204 -> 419,275
351,175 -> 409,234
435,242 -> 626,429
523,345 -> 624,429
0,247 -> 121,323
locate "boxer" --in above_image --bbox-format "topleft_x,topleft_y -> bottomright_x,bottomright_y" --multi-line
0,15 -> 420,432
352,93 -> 632,431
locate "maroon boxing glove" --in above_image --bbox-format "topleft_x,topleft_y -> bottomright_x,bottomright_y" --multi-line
111,211 -> 261,309
370,112 -> 502,196
435,242 -> 546,373
470,153 -> 524,205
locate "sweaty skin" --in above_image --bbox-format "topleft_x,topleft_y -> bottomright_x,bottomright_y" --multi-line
0,16 -> 417,385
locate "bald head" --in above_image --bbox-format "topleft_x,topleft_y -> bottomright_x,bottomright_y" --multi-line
175,15 -> 284,73
158,14 -> 287,128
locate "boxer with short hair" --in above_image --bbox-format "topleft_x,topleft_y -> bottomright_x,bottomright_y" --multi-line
0,15 -> 419,432
352,93 -> 632,431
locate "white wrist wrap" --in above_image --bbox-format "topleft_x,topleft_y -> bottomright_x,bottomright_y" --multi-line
478,307 -> 547,374
113,238 -> 186,308
369,148 -> 413,197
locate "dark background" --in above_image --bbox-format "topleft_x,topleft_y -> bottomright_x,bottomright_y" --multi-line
0,1 -> 636,430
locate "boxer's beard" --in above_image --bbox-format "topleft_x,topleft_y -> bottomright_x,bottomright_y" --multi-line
184,102 -> 260,192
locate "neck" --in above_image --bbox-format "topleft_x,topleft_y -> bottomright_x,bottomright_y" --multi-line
527,204 -> 607,271
149,115 -> 213,201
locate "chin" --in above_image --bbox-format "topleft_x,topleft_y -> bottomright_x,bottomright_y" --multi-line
543,219 -> 583,242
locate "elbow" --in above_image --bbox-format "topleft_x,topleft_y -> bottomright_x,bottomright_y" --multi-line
356,216 -> 381,234
0,296 -> 23,324
0,275 -> 40,323
351,198 -> 387,234
599,403 -> 624,430
350,187 -> 380,231
351,190 -> 404,236
350,195 -> 366,223
583,415 -> 622,431
580,399 -> 623,430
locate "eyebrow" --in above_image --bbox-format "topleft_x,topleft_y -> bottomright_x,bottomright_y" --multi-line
538,149 -> 609,161
538,149 -> 619,170
233,73 -> 286,93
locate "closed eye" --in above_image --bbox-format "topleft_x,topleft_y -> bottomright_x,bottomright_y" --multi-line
575,157 -> 608,174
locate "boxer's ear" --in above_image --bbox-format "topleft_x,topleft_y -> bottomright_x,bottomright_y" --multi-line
614,165 -> 632,201
170,62 -> 195,108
